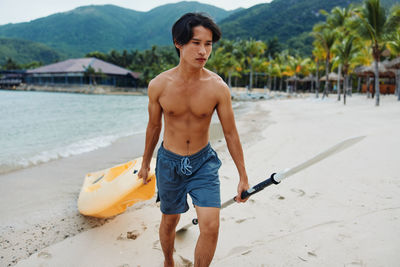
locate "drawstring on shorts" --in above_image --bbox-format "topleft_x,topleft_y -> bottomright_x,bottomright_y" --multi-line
180,157 -> 192,175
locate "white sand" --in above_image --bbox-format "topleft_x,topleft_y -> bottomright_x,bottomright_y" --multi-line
3,94 -> 400,267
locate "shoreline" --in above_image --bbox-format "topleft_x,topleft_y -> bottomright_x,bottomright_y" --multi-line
0,103 -> 254,267
2,94 -> 400,266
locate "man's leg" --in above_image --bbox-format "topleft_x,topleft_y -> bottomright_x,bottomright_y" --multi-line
194,206 -> 220,267
159,213 -> 181,267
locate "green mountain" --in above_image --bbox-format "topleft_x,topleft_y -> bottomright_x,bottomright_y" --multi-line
219,0 -> 396,55
219,0 -> 360,53
0,37 -> 62,65
0,2 -> 236,58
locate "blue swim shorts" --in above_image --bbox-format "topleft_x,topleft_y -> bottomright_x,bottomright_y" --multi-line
155,142 -> 222,214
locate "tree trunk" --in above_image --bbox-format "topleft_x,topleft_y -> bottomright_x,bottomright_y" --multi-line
228,72 -> 232,92
249,60 -> 253,91
274,76 -> 277,91
396,70 -> 400,101
311,78 -> 314,92
286,79 -> 289,94
280,77 -> 283,91
374,60 -> 380,106
316,60 -> 320,98
323,56 -> 329,98
337,64 -> 341,101
357,76 -> 361,93
366,75 -> 371,98
268,74 -> 272,90
344,74 -> 348,105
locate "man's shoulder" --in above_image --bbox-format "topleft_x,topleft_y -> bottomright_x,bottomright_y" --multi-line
204,69 -> 228,90
149,68 -> 175,88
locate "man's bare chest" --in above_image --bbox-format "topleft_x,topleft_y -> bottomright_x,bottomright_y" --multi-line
159,86 -> 217,118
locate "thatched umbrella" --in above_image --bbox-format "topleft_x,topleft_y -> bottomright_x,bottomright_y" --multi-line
355,61 -> 397,96
385,57 -> 400,69
286,76 -> 300,82
320,72 -> 343,81
384,57 -> 400,100
359,61 -> 396,78
300,74 -> 315,82
286,75 -> 300,93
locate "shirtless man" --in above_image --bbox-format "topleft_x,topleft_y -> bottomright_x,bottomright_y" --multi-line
138,13 -> 249,267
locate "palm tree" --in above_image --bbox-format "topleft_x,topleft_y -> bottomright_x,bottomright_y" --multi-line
275,50 -> 289,91
354,0 -> 400,106
312,24 -> 337,98
312,44 -> 326,98
334,36 -> 360,104
243,39 -> 267,90
353,41 -> 374,95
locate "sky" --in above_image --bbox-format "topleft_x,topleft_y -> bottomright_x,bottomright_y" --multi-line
0,0 -> 271,25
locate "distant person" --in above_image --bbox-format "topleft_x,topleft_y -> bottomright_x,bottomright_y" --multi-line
138,12 -> 249,267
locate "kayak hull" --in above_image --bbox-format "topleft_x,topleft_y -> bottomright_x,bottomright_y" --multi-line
78,157 -> 156,218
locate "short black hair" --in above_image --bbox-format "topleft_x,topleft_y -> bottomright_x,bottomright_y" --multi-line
172,12 -> 222,57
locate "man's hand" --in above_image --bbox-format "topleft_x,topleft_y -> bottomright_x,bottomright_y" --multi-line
236,179 -> 250,203
138,166 -> 151,184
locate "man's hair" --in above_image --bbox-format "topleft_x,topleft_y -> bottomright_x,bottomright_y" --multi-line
172,12 -> 222,57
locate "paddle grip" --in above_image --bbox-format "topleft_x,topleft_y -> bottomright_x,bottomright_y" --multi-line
237,173 -> 279,200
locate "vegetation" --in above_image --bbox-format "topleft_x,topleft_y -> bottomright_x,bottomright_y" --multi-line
0,37 -> 62,66
0,3 -> 235,57
2,0 -> 399,106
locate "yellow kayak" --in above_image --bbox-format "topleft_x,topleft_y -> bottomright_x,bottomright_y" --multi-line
78,157 -> 156,218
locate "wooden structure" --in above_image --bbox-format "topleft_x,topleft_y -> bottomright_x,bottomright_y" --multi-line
354,61 -> 396,94
25,58 -> 141,88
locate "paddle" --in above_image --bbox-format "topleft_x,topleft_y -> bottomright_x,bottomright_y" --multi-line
176,136 -> 365,233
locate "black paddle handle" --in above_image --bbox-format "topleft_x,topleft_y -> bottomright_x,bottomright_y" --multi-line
191,173 -> 280,226
236,173 -> 280,201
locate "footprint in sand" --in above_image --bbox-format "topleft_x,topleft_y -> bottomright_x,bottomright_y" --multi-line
175,255 -> 193,267
291,188 -> 306,197
235,217 -> 255,224
153,240 -> 161,251
226,246 -> 252,257
152,240 -> 176,252
271,194 -> 285,200
344,259 -> 365,266
117,223 -> 147,241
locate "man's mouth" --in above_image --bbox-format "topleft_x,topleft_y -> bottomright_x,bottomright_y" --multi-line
196,58 -> 206,62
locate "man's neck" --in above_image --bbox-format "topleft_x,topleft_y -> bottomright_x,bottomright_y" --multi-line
176,61 -> 204,82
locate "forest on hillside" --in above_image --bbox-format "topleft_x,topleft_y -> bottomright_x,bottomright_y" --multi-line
1,0 -> 399,103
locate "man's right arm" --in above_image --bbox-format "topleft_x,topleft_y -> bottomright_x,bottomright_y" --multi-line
138,79 -> 162,184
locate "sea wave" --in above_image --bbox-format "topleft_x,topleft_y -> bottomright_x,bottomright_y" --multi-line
0,132 -> 143,175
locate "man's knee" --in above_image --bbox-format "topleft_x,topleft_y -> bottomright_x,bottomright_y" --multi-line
161,214 -> 180,231
199,218 -> 219,236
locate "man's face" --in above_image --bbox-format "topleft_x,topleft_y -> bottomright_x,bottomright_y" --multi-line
177,26 -> 213,68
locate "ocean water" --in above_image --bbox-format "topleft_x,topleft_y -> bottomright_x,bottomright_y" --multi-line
0,90 -> 149,174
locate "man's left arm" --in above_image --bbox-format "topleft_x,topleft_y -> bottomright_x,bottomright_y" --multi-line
216,82 -> 249,202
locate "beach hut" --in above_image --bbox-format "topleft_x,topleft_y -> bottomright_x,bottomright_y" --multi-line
319,72 -> 343,81
384,57 -> 400,69
355,61 -> 396,94
319,72 -> 343,94
286,75 -> 300,93
25,58 -> 141,88
384,57 -> 400,99
300,75 -> 316,92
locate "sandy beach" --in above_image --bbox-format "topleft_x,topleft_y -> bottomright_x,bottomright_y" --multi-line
1,93 -> 400,267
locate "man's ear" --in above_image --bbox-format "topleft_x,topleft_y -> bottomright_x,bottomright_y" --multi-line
174,40 -> 182,50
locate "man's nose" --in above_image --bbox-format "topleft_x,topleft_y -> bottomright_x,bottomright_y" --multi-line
199,45 -> 206,55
